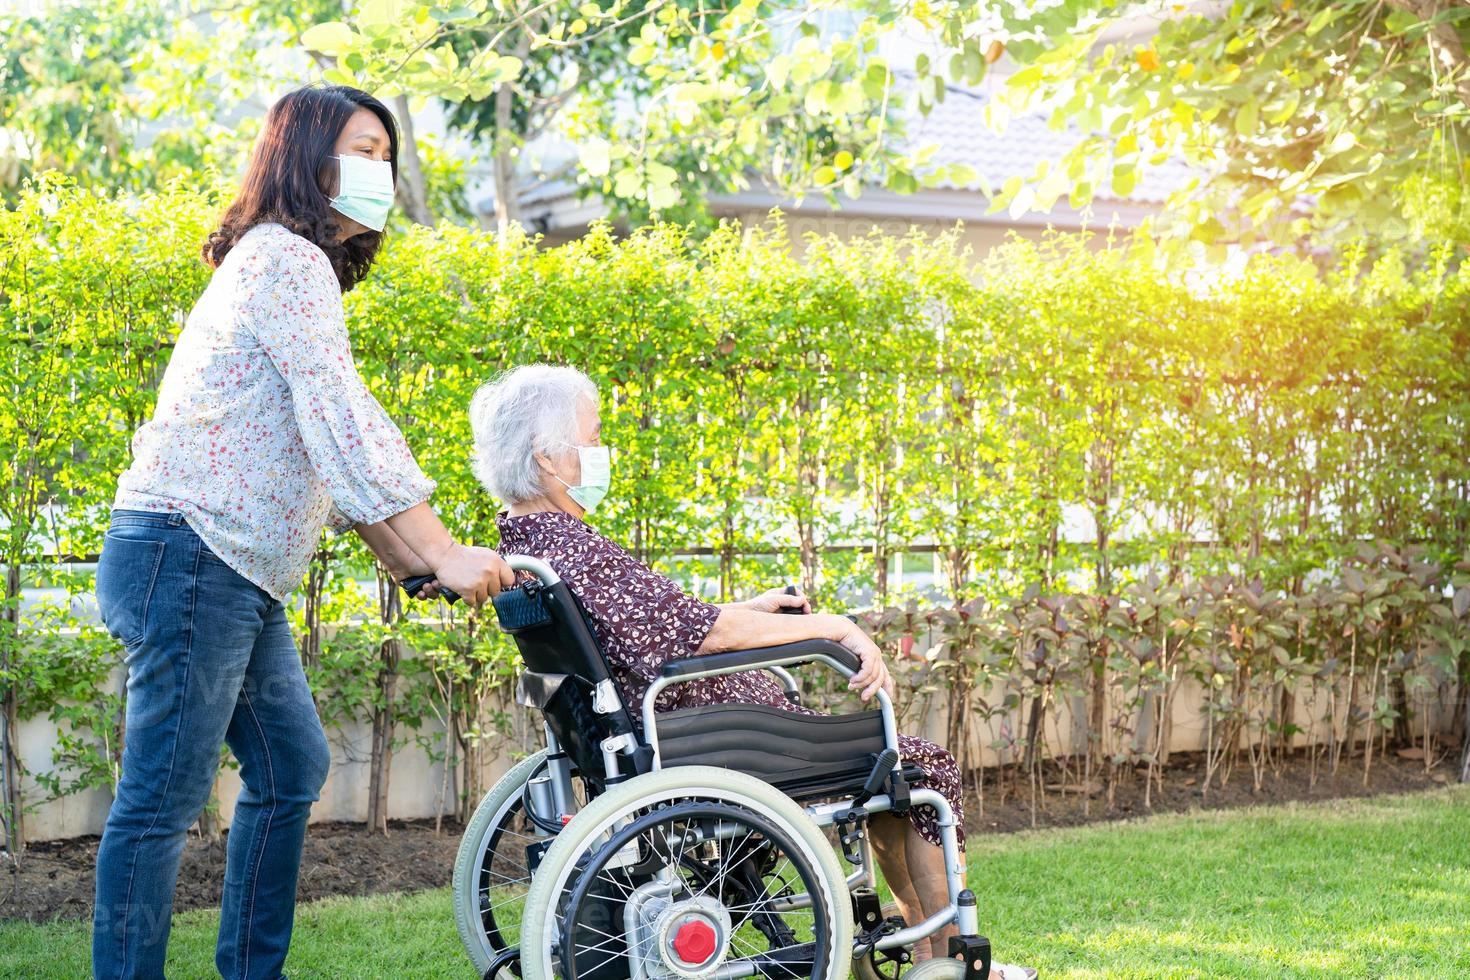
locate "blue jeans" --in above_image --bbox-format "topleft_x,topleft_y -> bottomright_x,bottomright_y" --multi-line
92,510 -> 331,980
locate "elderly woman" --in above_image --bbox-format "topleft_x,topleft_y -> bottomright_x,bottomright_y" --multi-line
467,365 -> 1016,973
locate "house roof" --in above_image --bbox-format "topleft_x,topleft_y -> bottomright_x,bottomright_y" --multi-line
479,83 -> 1201,228
900,83 -> 1198,206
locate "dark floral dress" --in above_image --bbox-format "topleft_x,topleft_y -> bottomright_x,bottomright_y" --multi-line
495,510 -> 965,849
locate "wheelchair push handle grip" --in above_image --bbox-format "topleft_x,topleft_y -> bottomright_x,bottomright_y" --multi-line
399,573 -> 462,605
779,584 -> 806,614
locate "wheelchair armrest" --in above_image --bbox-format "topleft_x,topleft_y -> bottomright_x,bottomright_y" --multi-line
660,639 -> 860,680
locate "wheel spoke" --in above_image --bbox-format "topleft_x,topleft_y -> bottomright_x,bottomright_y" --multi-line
555,800 -> 833,980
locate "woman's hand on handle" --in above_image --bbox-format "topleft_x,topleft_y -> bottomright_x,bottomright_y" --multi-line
383,503 -> 514,606
431,544 -> 515,606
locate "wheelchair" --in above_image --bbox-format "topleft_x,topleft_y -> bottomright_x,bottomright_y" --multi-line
448,555 -> 997,980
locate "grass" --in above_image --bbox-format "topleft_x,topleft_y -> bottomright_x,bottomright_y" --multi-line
5,787 -> 1469,978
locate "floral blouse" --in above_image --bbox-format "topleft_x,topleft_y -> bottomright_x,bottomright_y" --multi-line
115,223 -> 435,600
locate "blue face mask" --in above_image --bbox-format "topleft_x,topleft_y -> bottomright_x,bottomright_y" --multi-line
553,444 -> 611,515
329,155 -> 395,232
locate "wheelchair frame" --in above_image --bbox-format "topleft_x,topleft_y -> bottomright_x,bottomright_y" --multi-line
468,554 -> 993,980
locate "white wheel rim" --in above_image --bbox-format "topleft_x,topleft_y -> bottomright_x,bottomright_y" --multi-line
527,782 -> 842,979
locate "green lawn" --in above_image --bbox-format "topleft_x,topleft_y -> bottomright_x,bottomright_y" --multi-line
6,788 -> 1469,979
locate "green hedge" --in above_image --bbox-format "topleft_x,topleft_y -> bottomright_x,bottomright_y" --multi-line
2,177 -> 1469,836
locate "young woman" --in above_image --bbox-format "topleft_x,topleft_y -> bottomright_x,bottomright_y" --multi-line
91,85 -> 511,980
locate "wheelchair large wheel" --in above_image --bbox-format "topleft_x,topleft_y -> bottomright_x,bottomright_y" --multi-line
452,748 -> 551,977
520,765 -> 854,980
903,960 -> 968,979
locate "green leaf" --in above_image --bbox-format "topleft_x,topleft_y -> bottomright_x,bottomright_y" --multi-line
579,138 -> 612,179
647,184 -> 681,210
1265,94 -> 1300,125
1305,8 -> 1336,36
1007,184 -> 1036,220
1234,99 -> 1258,139
766,55 -> 790,89
301,22 -> 356,57
1008,65 -> 1045,90
947,163 -> 979,186
1111,163 -> 1137,198
612,167 -> 641,198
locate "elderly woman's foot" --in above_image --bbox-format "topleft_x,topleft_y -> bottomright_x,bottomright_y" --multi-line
991,965 -> 1039,980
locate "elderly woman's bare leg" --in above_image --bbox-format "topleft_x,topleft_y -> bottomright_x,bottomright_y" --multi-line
869,813 -> 922,938
869,813 -> 961,964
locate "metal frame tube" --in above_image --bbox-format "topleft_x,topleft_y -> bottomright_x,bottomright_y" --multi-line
504,554 -> 561,585
543,723 -> 576,818
763,665 -> 799,698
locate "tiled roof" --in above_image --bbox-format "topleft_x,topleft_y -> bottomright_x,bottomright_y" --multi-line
480,83 -> 1201,218
901,83 -> 1199,205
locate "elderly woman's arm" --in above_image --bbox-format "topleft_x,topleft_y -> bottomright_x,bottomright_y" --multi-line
699,606 -> 893,702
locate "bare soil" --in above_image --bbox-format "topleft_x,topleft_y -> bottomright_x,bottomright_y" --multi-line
964,746 -> 1457,834
2,816 -> 466,924
2,749 -> 1458,923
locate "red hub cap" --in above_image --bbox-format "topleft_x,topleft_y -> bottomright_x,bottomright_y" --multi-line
671,919 -> 717,964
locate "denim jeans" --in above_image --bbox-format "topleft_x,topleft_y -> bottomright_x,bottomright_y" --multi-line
92,510 -> 331,980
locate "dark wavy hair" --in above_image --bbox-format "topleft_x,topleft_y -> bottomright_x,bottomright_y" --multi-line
202,85 -> 399,293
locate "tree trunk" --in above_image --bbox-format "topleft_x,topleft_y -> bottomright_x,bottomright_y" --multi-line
491,32 -> 530,236
1089,655 -> 1108,780
301,547 -> 329,674
491,120 -> 521,236
2,562 -> 24,855
390,94 -> 437,227
196,779 -> 223,842
1460,691 -> 1470,783
1458,649 -> 1470,783
366,574 -> 403,834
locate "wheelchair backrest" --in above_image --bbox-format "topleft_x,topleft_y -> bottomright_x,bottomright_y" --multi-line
492,577 -> 645,786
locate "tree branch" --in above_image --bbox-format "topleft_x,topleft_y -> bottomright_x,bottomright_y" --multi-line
1385,0 -> 1470,109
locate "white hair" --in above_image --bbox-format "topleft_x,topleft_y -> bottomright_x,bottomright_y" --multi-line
470,364 -> 600,504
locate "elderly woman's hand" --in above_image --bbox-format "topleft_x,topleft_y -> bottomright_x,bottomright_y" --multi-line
744,587 -> 811,615
830,616 -> 894,703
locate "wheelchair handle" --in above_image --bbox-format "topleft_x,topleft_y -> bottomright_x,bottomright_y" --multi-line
778,584 -> 806,614
399,553 -> 561,605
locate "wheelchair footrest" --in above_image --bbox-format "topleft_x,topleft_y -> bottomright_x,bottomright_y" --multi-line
948,934 -> 992,980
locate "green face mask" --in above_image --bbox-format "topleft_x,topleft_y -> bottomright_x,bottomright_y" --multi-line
329,155 -> 395,232
554,444 -> 611,514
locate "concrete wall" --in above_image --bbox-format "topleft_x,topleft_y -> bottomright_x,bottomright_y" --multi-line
14,658 -> 522,844
17,657 -> 1460,843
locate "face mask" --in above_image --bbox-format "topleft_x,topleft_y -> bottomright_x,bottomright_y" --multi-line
329,155 -> 395,232
553,444 -> 611,515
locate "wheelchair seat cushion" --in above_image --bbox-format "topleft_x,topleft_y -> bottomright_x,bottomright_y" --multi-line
655,702 -> 923,800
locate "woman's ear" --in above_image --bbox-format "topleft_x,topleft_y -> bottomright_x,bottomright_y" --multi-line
532,452 -> 557,477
